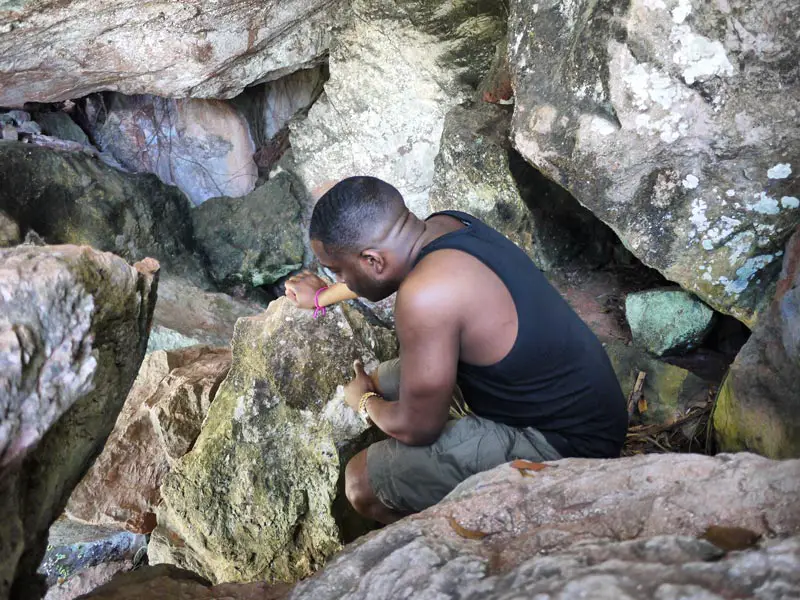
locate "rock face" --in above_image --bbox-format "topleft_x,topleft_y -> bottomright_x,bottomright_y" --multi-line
235,67 -> 327,147
192,172 -> 305,288
148,298 -> 397,584
65,346 -> 232,534
605,342 -> 710,427
290,453 -> 800,599
714,226 -> 800,458
0,142 -> 209,287
509,0 -> 800,326
428,103 -> 539,263
290,0 -> 506,217
0,0 -> 349,106
90,95 -> 258,206
78,565 -> 289,600
626,289 -> 716,356
429,102 -> 621,271
0,245 -> 158,597
148,277 -> 262,354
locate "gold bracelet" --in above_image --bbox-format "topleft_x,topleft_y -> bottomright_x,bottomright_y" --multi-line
359,391 -> 381,425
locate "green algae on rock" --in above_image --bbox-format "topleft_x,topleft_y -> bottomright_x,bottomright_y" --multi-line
713,226 -> 800,458
148,298 -> 397,584
192,172 -> 305,290
0,142 -> 209,287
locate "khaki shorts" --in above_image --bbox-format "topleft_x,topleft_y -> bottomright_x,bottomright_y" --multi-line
366,359 -> 562,514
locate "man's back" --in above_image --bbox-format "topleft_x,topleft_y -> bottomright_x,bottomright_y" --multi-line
400,210 -> 627,458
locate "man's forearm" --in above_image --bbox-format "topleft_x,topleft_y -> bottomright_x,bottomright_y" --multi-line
364,395 -> 441,446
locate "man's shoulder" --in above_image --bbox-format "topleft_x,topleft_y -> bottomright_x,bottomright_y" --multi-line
396,252 -> 467,325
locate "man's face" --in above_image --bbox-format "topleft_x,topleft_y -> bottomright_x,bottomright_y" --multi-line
311,240 -> 397,302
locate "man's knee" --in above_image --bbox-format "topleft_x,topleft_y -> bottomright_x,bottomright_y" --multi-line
344,450 -> 373,514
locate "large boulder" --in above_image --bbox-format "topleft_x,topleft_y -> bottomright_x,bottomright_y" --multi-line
0,245 -> 158,597
148,277 -> 262,353
290,0 -> 506,217
290,453 -> 800,599
75,565 -> 289,600
509,0 -> 800,326
65,346 -> 232,534
0,142 -> 209,287
714,226 -> 800,458
429,102 -> 620,271
626,289 -> 716,356
89,94 -> 258,206
605,341 -> 711,427
0,0 -> 349,106
192,172 -> 305,289
147,298 -> 397,584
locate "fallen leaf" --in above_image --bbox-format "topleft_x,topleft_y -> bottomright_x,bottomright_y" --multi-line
637,396 -> 648,414
510,459 -> 549,473
700,525 -> 761,552
448,516 -> 488,540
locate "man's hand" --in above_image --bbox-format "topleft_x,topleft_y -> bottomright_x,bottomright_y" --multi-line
344,360 -> 376,411
285,271 -> 328,309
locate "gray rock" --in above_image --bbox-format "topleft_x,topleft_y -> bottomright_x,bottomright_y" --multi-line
148,298 -> 397,584
192,172 -> 305,288
0,210 -> 20,247
33,112 -> 90,145
0,142 -> 210,287
0,245 -> 159,597
38,521 -> 145,589
290,453 -> 800,600
509,0 -> 800,326
715,225 -> 800,458
149,276 -> 262,352
605,341 -> 711,427
626,289 -> 716,356
0,0 -> 349,106
89,94 -> 258,206
290,0 -> 506,218
429,102 -> 619,271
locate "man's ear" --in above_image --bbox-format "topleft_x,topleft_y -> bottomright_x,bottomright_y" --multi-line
360,249 -> 385,274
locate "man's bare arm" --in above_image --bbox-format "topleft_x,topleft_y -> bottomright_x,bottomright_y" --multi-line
365,269 -> 460,445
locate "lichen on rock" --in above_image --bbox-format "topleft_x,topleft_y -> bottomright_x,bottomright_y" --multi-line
148,298 -> 397,584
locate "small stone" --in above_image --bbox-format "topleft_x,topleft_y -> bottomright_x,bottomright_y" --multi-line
18,120 -> 42,135
7,109 -> 31,125
625,289 -> 716,356
2,124 -> 19,140
0,210 -> 21,247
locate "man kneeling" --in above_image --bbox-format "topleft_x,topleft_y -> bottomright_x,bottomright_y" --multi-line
285,176 -> 627,524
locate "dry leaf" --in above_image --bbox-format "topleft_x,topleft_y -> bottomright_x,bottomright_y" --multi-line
637,396 -> 648,414
700,525 -> 761,552
447,516 -> 488,540
510,459 -> 549,473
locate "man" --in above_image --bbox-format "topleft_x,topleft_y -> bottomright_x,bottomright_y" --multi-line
285,176 -> 627,524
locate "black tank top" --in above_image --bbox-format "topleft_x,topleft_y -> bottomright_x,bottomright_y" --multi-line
414,211 -> 627,458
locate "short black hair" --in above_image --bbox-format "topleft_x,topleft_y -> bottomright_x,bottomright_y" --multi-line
310,176 -> 405,253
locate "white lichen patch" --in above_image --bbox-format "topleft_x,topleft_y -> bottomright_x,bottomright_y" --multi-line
767,163 -> 791,179
747,192 -> 780,215
622,59 -> 691,143
670,25 -> 734,85
726,189 -> 736,197
689,198 -> 709,233
718,254 -> 777,294
781,196 -> 799,209
671,0 -> 692,24
726,231 -> 755,265
682,174 -> 699,189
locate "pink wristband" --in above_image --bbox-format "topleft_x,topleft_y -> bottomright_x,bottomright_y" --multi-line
313,286 -> 329,319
